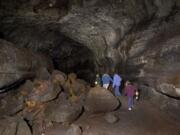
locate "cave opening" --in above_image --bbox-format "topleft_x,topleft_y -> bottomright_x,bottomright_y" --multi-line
0,20 -> 97,84
50,38 -> 96,84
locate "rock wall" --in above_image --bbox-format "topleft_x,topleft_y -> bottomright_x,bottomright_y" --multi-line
0,19 -> 96,83
0,39 -> 53,92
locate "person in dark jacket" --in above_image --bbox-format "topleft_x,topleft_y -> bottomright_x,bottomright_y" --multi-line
102,73 -> 113,89
125,81 -> 137,111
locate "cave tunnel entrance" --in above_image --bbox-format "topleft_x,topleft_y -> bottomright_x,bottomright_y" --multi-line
50,38 -> 96,84
0,20 -> 97,84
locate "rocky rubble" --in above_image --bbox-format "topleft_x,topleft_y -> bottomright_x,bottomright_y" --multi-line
0,40 -> 119,134
44,93 -> 83,124
0,68 -> 119,135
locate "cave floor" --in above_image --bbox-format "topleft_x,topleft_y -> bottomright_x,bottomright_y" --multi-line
45,97 -> 180,135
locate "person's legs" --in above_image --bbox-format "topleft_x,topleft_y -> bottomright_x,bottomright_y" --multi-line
131,97 -> 134,107
103,84 -> 106,88
128,96 -> 133,110
128,97 -> 131,108
114,85 -> 121,96
119,83 -> 121,95
103,84 -> 109,89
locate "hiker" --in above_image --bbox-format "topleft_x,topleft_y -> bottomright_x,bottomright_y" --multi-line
124,81 -> 137,111
94,74 -> 101,86
112,73 -> 122,96
102,73 -> 113,89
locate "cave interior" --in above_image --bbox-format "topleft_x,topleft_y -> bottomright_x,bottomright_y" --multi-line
0,0 -> 180,135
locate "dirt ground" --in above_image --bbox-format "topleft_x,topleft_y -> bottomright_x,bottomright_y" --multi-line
45,97 -> 180,135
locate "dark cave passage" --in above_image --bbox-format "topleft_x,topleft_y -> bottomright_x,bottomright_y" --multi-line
51,40 -> 96,84
0,19 -> 97,84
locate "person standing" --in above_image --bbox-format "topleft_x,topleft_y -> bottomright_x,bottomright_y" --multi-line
102,73 -> 113,89
112,73 -> 122,96
124,81 -> 137,111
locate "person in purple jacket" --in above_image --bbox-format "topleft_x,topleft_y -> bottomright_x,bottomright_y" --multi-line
125,81 -> 137,111
112,73 -> 122,96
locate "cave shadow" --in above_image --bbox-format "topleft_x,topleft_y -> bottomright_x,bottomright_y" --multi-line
51,34 -> 96,84
0,32 -> 4,39
0,79 -> 26,93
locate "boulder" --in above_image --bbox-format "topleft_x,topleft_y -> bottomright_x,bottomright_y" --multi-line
66,124 -> 82,135
20,79 -> 61,121
63,73 -> 88,98
51,70 -> 67,86
27,79 -> 61,103
16,118 -> 32,135
0,90 -> 24,117
84,86 -> 119,114
0,117 -> 32,135
157,83 -> 180,98
44,94 -> 82,123
104,113 -> 119,124
19,80 -> 34,97
36,67 -> 51,80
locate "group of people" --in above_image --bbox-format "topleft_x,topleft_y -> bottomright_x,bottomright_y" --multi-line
95,73 -> 139,111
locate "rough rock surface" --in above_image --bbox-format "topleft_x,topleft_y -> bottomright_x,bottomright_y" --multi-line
140,85 -> 180,121
0,39 -> 53,92
0,91 -> 24,117
66,124 -> 82,135
51,70 -> 67,86
27,79 -> 61,103
0,69 -> 88,134
104,113 -> 119,124
0,19 -> 96,82
119,22 -> 180,98
44,93 -> 82,123
0,117 -> 32,135
63,73 -> 89,98
84,86 -> 119,114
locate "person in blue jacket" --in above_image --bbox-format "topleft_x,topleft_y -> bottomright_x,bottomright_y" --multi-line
102,73 -> 113,89
112,73 -> 122,96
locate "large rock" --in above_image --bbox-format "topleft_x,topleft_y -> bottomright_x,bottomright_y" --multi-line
140,85 -> 180,121
44,93 -> 82,123
84,86 -> 119,114
66,124 -> 82,135
27,79 -> 61,103
51,70 -> 67,86
0,117 -> 32,135
157,83 -> 180,98
104,113 -> 119,124
63,73 -> 89,98
0,90 -> 24,117
0,39 -> 53,92
18,79 -> 61,122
